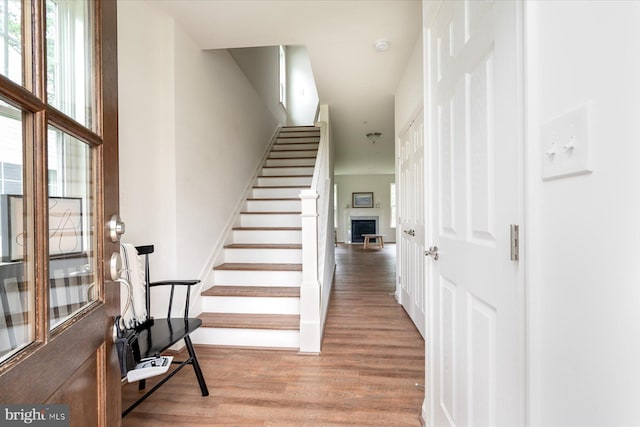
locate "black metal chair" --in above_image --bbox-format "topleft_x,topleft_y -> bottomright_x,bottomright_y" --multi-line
121,244 -> 209,417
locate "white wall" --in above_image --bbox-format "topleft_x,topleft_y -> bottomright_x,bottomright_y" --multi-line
173,28 -> 278,279
117,1 -> 178,278
334,174 -> 396,244
394,33 -> 424,135
118,1 -> 278,316
526,2 -> 640,425
228,46 -> 287,127
287,46 -> 319,126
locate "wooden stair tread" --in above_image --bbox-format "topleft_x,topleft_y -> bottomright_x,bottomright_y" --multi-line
247,197 -> 300,202
213,263 -> 302,271
266,157 -> 317,160
199,313 -> 300,330
268,149 -> 318,152
258,175 -> 313,178
263,165 -> 314,168
252,185 -> 308,189
232,226 -> 301,231
203,286 -> 300,298
240,211 -> 301,215
224,243 -> 302,249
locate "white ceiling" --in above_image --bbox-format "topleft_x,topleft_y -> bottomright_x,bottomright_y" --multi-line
154,0 -> 422,175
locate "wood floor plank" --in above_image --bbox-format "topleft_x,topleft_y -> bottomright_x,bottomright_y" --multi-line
123,243 -> 425,426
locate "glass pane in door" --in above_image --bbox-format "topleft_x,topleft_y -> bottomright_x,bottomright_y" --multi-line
0,0 -> 22,85
0,100 -> 33,363
46,0 -> 94,128
48,126 -> 96,330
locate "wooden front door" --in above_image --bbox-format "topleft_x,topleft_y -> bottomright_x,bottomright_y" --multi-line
397,109 -> 426,337
0,1 -> 120,426
425,0 -> 524,425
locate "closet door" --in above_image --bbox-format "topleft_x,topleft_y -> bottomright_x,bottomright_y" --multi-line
397,110 -> 425,337
425,1 -> 524,425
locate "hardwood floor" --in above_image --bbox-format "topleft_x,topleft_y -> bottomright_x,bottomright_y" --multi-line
123,243 -> 425,426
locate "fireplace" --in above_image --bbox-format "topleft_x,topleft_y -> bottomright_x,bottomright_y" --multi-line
351,217 -> 378,243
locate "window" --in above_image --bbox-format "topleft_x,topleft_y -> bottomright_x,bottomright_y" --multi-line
46,0 -> 94,127
0,100 -> 29,362
0,0 -> 22,84
0,0 -> 100,363
390,183 -> 396,228
279,45 -> 286,109
334,184 -> 338,228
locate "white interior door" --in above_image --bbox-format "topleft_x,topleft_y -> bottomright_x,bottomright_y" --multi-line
425,1 -> 523,425
397,111 -> 425,337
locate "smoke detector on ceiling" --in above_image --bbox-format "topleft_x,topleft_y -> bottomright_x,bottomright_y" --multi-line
374,39 -> 390,52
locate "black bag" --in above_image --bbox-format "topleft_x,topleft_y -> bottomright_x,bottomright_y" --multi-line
114,315 -> 139,378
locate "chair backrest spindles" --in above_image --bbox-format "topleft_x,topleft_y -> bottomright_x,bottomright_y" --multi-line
168,285 -> 175,319
185,286 -> 191,319
144,254 -> 151,319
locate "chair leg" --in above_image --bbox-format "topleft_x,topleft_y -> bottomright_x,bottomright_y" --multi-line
138,379 -> 146,391
184,335 -> 209,396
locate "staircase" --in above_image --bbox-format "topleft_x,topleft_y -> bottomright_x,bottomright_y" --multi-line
194,126 -> 320,350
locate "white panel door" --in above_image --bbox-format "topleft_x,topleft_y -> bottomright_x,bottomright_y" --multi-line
426,1 -> 523,425
398,111 -> 425,337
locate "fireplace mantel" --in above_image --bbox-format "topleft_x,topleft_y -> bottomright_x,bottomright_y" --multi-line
345,210 -> 380,243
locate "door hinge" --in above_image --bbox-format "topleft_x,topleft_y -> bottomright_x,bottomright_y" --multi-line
510,224 -> 519,261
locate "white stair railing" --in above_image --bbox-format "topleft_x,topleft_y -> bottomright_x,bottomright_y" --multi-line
299,105 -> 333,353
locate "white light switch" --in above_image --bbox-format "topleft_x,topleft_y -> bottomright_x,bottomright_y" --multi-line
541,103 -> 593,180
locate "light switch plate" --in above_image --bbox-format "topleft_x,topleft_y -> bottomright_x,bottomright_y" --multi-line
541,103 -> 593,181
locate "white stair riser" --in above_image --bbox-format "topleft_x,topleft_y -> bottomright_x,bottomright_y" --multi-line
257,176 -> 312,186
261,166 -> 314,176
223,248 -> 302,263
202,296 -> 300,314
252,187 -> 305,199
213,269 -> 302,286
245,199 -> 300,211
278,133 -> 320,139
191,327 -> 299,349
269,150 -> 317,159
232,229 -> 301,244
265,158 -> 316,167
276,137 -> 319,143
280,126 -> 318,131
273,143 -> 318,151
240,214 -> 300,228
277,131 -> 320,141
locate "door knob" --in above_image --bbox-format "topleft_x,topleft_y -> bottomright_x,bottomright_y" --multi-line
108,214 -> 125,243
425,246 -> 439,261
109,252 -> 122,282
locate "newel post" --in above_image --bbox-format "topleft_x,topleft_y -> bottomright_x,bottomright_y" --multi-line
299,189 -> 321,353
